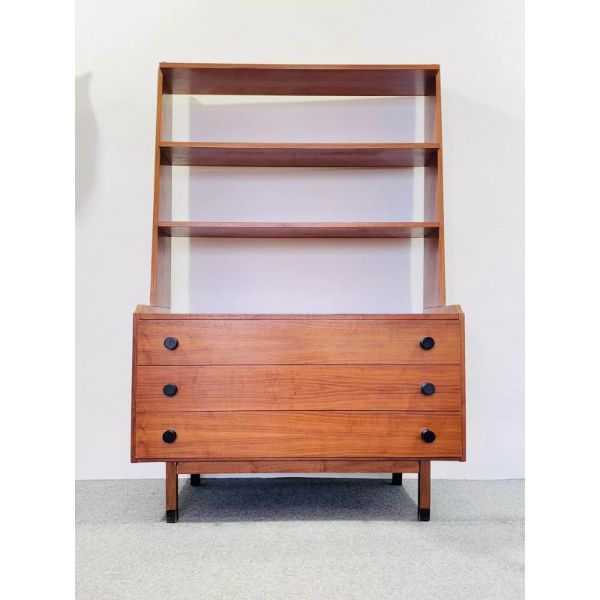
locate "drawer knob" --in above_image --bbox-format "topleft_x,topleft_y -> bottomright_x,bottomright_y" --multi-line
421,428 -> 436,443
420,382 -> 436,396
163,384 -> 178,397
162,429 -> 177,443
163,337 -> 179,350
420,336 -> 435,350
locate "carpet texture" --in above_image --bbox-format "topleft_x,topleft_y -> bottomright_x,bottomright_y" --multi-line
76,478 -> 523,599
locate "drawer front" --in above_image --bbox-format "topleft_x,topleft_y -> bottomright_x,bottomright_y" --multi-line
137,319 -> 461,366
135,411 -> 462,460
136,365 -> 462,412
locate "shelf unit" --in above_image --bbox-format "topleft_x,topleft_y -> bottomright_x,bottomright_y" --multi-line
133,64 -> 465,523
150,63 -> 446,310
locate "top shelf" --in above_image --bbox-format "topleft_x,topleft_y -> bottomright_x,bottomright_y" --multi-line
160,63 -> 439,96
159,142 -> 438,167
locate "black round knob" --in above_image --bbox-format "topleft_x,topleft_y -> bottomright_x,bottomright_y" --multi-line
420,382 -> 436,396
162,429 -> 177,443
420,337 -> 435,350
164,337 -> 178,350
163,384 -> 178,397
421,428 -> 436,443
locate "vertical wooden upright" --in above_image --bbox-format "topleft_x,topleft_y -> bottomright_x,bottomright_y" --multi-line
418,460 -> 431,521
423,71 -> 446,308
150,68 -> 171,308
165,462 -> 178,523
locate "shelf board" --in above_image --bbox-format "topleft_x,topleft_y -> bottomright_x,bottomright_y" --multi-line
159,142 -> 438,168
158,222 -> 440,238
160,63 -> 439,96
135,306 -> 462,320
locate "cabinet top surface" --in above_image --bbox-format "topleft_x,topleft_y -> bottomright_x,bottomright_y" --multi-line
135,307 -> 463,320
159,63 -> 440,70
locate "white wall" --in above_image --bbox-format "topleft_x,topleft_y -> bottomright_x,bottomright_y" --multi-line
76,0 -> 524,479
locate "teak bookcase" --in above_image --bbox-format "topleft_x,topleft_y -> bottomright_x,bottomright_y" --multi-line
131,63 -> 466,522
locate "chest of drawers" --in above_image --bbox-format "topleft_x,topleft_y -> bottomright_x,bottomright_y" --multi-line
132,310 -> 465,522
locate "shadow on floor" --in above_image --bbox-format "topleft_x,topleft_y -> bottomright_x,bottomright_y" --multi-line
177,477 -> 418,522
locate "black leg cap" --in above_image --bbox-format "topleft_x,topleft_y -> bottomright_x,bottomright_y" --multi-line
190,474 -> 201,487
166,509 -> 178,523
391,473 -> 403,486
418,508 -> 430,521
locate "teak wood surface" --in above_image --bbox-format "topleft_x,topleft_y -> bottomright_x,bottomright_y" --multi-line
160,63 -> 439,96
176,460 -> 420,474
136,319 -> 462,366
136,364 -> 461,412
135,411 -> 462,460
166,462 -> 178,511
159,142 -> 439,168
135,306 -> 462,319
157,221 -> 440,238
418,460 -> 431,511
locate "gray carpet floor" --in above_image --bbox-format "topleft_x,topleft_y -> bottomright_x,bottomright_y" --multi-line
76,478 -> 524,600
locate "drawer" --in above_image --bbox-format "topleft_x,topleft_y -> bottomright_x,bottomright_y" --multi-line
134,411 -> 463,460
136,319 -> 461,366
135,365 -> 462,412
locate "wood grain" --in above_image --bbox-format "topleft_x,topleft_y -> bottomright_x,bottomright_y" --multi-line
137,311 -> 461,320
157,221 -> 439,238
418,460 -> 431,510
136,365 -> 462,412
136,319 -> 462,366
459,310 -> 467,461
423,305 -> 460,315
160,63 -> 439,96
130,314 -> 139,462
150,68 -> 172,308
159,142 -> 438,168
423,71 -> 446,308
177,459 -> 420,474
135,411 -> 463,460
135,304 -> 170,314
166,462 -> 178,511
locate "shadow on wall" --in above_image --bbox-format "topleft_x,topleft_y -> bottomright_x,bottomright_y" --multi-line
76,72 -> 97,212
178,96 -> 427,313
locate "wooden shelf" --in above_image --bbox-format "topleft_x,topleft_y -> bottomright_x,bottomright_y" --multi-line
160,63 -> 439,96
157,222 -> 440,238
159,142 -> 438,168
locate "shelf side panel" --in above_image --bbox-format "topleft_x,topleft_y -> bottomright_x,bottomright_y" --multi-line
423,71 -> 446,308
150,68 -> 172,308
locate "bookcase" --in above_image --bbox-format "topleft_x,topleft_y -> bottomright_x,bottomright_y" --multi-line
131,64 -> 466,522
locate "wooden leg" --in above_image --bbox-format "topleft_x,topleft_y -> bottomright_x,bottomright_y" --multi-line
418,460 -> 431,521
190,474 -> 201,487
391,472 -> 403,486
166,462 -> 178,523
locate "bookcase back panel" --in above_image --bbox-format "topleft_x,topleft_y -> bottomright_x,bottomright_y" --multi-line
169,166 -> 427,222
170,237 -> 424,314
168,95 -> 436,143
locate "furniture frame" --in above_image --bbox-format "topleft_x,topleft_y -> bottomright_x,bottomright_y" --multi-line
131,63 -> 466,522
